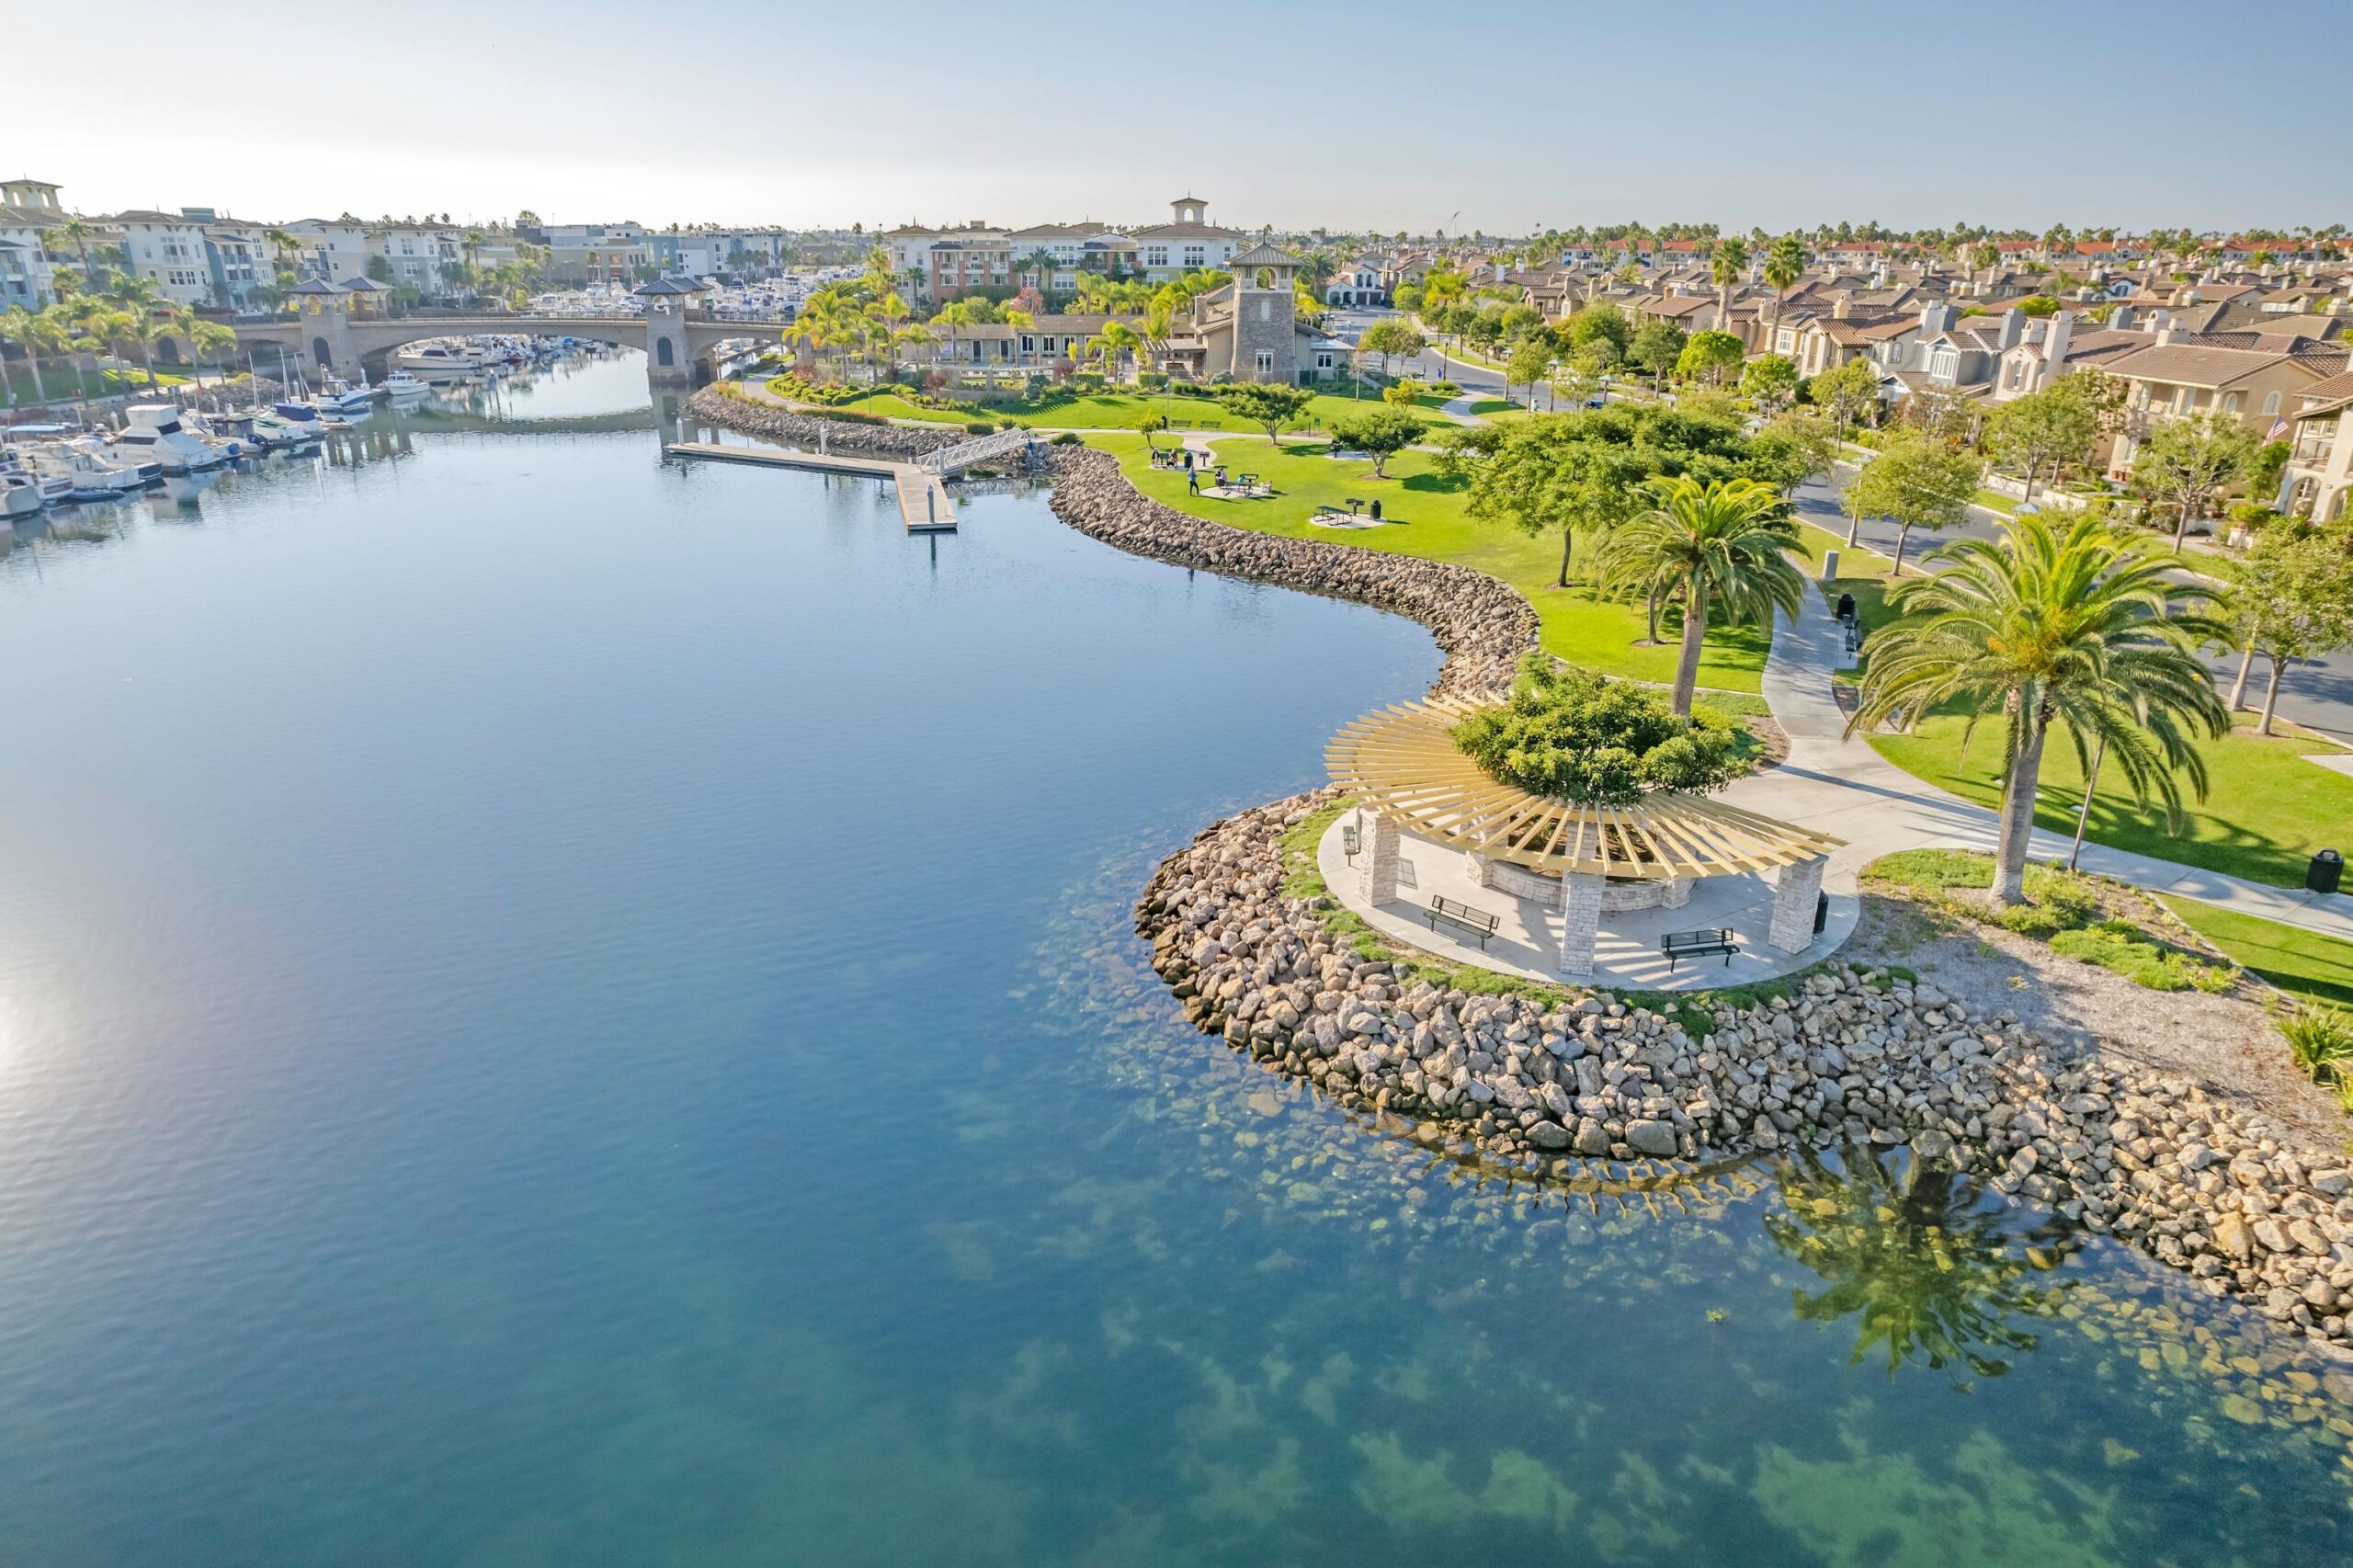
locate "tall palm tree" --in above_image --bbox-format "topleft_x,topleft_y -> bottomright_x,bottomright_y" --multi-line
0,304 -> 49,404
1020,246 -> 1057,293
1603,475 -> 1806,717
53,214 -> 97,284
103,273 -> 167,386
1850,514 -> 2228,906
1710,243 -> 1748,332
1763,235 -> 1805,346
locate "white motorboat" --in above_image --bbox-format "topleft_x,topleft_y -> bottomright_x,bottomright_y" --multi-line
0,469 -> 42,517
181,413 -> 250,462
380,369 -> 433,400
394,340 -> 487,375
315,376 -> 377,415
112,404 -> 228,475
0,441 -> 74,507
29,440 -> 149,500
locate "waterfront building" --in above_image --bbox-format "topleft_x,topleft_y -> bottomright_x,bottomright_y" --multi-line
368,222 -> 464,293
544,222 -> 653,287
109,209 -> 214,304
285,219 -> 371,282
194,212 -> 269,309
0,176 -> 65,308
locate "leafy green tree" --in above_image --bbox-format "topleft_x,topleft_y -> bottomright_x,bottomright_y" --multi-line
1381,377 -> 1427,408
1392,282 -> 1423,314
1850,513 -> 2228,905
2222,524 -> 2353,734
1326,405 -> 1426,478
1675,329 -> 1745,387
1627,320 -> 1685,391
1845,429 -> 1982,573
1461,404 -> 1755,588
1808,357 -> 1881,439
1986,383 -> 2098,505
1739,353 -> 1801,412
1601,475 -> 1806,715
1565,300 -> 1631,368
1213,381 -> 1315,445
1506,339 -> 1552,406
1452,654 -> 1743,805
2133,411 -> 2260,553
1358,317 -> 1424,374
1747,408 -> 1838,495
1764,1147 -> 2077,1384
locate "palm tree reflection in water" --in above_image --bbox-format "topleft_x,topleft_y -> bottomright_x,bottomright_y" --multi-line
1764,1146 -> 2081,1386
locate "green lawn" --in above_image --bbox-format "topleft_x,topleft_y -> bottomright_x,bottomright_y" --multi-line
1092,431 -> 1774,691
2158,897 -> 2353,1009
3,365 -> 188,404
1870,712 -> 2353,890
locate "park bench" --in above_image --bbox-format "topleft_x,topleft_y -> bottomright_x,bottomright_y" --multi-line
1660,928 -> 1740,971
1427,894 -> 1500,949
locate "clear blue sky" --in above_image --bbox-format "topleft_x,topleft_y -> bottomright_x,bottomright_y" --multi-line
16,0 -> 2347,233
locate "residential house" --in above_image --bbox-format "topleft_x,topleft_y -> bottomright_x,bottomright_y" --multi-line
1325,261 -> 1384,306
2105,330 -> 2349,477
2281,370 -> 2353,520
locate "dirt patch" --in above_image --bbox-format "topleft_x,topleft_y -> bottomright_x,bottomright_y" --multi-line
1845,893 -> 2347,1156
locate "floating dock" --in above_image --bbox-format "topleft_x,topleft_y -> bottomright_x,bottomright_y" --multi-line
665,441 -> 957,531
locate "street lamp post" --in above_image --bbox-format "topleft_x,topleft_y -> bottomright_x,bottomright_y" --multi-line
2067,734 -> 2108,872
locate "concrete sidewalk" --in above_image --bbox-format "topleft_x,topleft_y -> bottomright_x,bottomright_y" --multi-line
1727,580 -> 2353,944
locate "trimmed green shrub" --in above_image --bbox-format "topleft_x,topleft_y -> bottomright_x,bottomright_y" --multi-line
964,421 -> 994,436
1452,654 -> 1744,807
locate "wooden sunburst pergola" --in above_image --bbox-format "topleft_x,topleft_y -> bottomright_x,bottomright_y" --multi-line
1325,697 -> 1846,978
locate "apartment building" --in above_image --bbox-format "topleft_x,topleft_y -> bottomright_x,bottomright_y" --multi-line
111,209 -> 214,304
2281,371 -> 2353,520
0,176 -> 63,309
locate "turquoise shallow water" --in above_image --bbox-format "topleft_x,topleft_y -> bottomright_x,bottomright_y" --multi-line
0,355 -> 2346,1565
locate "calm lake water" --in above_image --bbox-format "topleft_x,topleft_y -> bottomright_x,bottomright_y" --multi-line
0,352 -> 2346,1565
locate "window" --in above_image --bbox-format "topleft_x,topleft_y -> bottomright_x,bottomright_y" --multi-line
1183,247 -> 1204,267
2261,390 -> 2281,415
1255,351 -> 1274,373
1145,246 -> 1167,267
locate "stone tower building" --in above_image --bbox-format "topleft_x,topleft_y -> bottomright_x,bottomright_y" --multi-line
1227,241 -> 1301,383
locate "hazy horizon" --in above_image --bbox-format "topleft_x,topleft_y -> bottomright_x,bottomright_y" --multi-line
13,0 -> 2350,235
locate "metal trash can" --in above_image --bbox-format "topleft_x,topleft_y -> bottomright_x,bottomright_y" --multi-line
2311,849 -> 2344,895
1814,891 -> 1830,934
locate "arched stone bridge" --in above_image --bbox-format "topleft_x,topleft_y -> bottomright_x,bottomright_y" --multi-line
234,300 -> 787,385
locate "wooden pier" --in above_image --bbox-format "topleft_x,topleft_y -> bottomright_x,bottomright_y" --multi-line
665,441 -> 957,531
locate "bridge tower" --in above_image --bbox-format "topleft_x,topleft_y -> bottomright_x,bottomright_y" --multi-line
632,277 -> 712,385
284,278 -> 360,377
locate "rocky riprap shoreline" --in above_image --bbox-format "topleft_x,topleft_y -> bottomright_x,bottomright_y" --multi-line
688,386 -> 961,460
1142,790 -> 2353,1346
1042,446 -> 1537,698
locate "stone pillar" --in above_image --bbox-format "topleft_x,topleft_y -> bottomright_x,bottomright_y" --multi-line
644,297 -> 692,386
1769,857 -> 1828,953
1559,871 -> 1605,979
1357,811 -> 1401,905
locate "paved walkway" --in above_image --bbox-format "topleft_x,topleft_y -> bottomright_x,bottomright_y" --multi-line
1728,579 -> 2353,944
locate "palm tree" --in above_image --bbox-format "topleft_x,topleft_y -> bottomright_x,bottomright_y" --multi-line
1603,476 -> 1806,717
1763,235 -> 1805,346
1710,243 -> 1748,332
1020,247 -> 1057,293
53,214 -> 97,285
0,303 -> 50,405
1849,514 -> 2228,906
103,273 -> 167,386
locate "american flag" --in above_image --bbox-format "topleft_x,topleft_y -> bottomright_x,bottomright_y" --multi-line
2267,417 -> 2290,441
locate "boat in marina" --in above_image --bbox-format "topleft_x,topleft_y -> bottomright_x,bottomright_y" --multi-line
394,340 -> 488,376
0,467 -> 43,517
314,377 -> 378,415
112,404 -> 229,476
380,370 -> 433,401
0,439 -> 75,507
28,439 -> 151,501
270,400 -> 329,438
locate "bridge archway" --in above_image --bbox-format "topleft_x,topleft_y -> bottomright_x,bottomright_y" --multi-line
313,336 -> 333,368
655,335 -> 675,369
